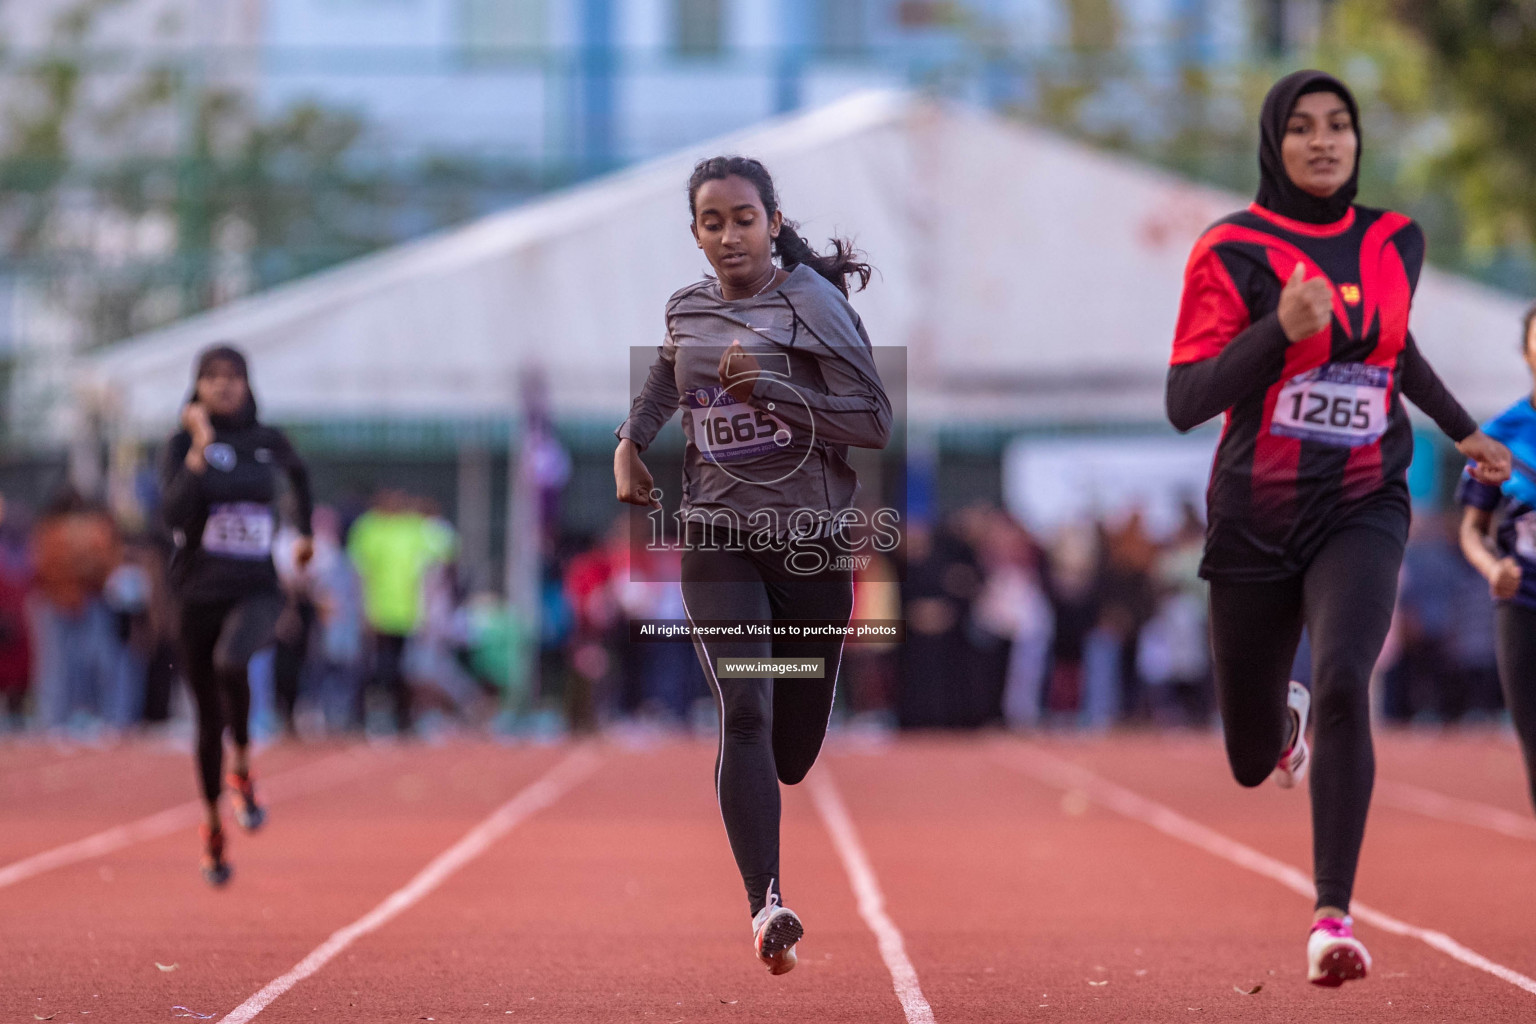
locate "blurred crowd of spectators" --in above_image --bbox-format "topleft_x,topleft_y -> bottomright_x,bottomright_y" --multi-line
0,481 -> 1511,740
877,503 -> 1505,731
0,486 -> 524,740
535,499 -> 1512,735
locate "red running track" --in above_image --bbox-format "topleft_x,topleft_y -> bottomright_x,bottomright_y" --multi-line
2,731 -> 1535,1022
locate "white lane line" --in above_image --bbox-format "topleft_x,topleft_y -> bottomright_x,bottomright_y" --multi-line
0,748 -> 376,890
1376,779 -> 1536,842
217,746 -> 602,1024
809,767 -> 936,1024
996,744 -> 1536,998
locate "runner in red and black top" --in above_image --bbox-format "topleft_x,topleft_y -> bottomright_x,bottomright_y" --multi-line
1168,70 -> 1510,986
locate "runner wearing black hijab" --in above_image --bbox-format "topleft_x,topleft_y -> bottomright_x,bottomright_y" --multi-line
1167,70 -> 1510,985
161,345 -> 313,885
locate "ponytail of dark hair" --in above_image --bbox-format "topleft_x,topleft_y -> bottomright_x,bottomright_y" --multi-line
771,223 -> 872,298
687,155 -> 873,298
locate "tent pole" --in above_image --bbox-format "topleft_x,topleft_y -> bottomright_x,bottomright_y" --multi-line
506,374 -> 545,711
67,389 -> 106,501
457,439 -> 492,592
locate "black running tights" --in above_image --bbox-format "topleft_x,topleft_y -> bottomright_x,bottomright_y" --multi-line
367,632 -> 414,733
681,541 -> 853,918
1495,602 -> 1536,816
180,593 -> 282,805
1208,524 -> 1402,913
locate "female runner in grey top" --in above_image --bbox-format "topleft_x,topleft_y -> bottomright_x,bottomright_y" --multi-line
615,155 -> 890,976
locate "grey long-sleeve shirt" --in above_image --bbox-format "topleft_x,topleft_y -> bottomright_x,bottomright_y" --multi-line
617,264 -> 891,533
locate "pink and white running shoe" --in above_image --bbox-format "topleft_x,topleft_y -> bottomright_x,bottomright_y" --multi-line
1308,916 -> 1371,987
1274,681 -> 1311,789
751,882 -> 803,976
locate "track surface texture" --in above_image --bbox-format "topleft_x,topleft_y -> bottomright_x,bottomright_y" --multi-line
3,730 -> 1534,1022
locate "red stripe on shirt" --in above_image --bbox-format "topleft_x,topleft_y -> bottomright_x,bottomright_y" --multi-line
1247,203 -> 1357,238
1343,212 -> 1413,498
1171,235 -> 1251,365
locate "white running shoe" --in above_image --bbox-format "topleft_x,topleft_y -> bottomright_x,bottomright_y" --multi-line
751,882 -> 803,976
1274,680 -> 1311,789
1307,916 -> 1371,986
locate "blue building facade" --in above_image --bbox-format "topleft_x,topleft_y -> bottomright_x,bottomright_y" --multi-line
259,0 -> 1260,176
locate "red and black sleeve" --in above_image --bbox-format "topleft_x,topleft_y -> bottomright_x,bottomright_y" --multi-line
1166,238 -> 1289,433
1394,220 -> 1426,294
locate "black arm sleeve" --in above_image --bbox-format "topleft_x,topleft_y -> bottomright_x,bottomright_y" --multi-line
1165,313 -> 1290,433
1401,332 -> 1476,442
270,429 -> 315,535
158,431 -> 204,532
1396,221 -> 1426,293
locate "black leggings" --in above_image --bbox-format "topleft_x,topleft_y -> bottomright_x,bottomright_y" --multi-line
180,593 -> 283,805
1209,524 -> 1402,913
366,632 -> 413,733
1495,603 -> 1536,815
680,538 -> 853,918
272,596 -> 315,732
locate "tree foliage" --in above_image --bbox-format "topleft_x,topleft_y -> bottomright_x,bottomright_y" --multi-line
0,0 -> 532,356
1395,1 -> 1536,249
1323,0 -> 1536,288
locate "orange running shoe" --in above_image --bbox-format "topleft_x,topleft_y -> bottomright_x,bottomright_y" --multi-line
200,824 -> 231,887
751,882 -> 803,976
228,771 -> 266,832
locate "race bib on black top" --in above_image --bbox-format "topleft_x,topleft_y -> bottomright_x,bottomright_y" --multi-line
1515,510 -> 1536,563
203,502 -> 274,559
686,386 -> 792,464
1270,363 -> 1390,447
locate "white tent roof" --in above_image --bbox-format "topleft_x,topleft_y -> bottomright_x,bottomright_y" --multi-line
84,89 -> 1531,438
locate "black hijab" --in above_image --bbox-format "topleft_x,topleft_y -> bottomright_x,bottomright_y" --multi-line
1256,69 -> 1361,225
188,343 -> 259,430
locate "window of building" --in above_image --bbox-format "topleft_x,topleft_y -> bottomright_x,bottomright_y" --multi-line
895,1 -> 964,29
1067,0 -> 1119,50
676,0 -> 724,55
819,0 -> 867,53
462,0 -> 545,52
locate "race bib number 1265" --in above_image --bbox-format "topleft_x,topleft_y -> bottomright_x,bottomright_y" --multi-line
1270,363 -> 1390,448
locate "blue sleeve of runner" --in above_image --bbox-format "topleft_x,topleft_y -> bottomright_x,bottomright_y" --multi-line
1456,472 -> 1501,512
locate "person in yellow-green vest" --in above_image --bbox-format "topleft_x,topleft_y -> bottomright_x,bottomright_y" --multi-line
346,489 -> 456,734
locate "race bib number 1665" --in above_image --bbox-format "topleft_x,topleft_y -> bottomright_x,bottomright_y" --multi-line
685,386 -> 792,464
